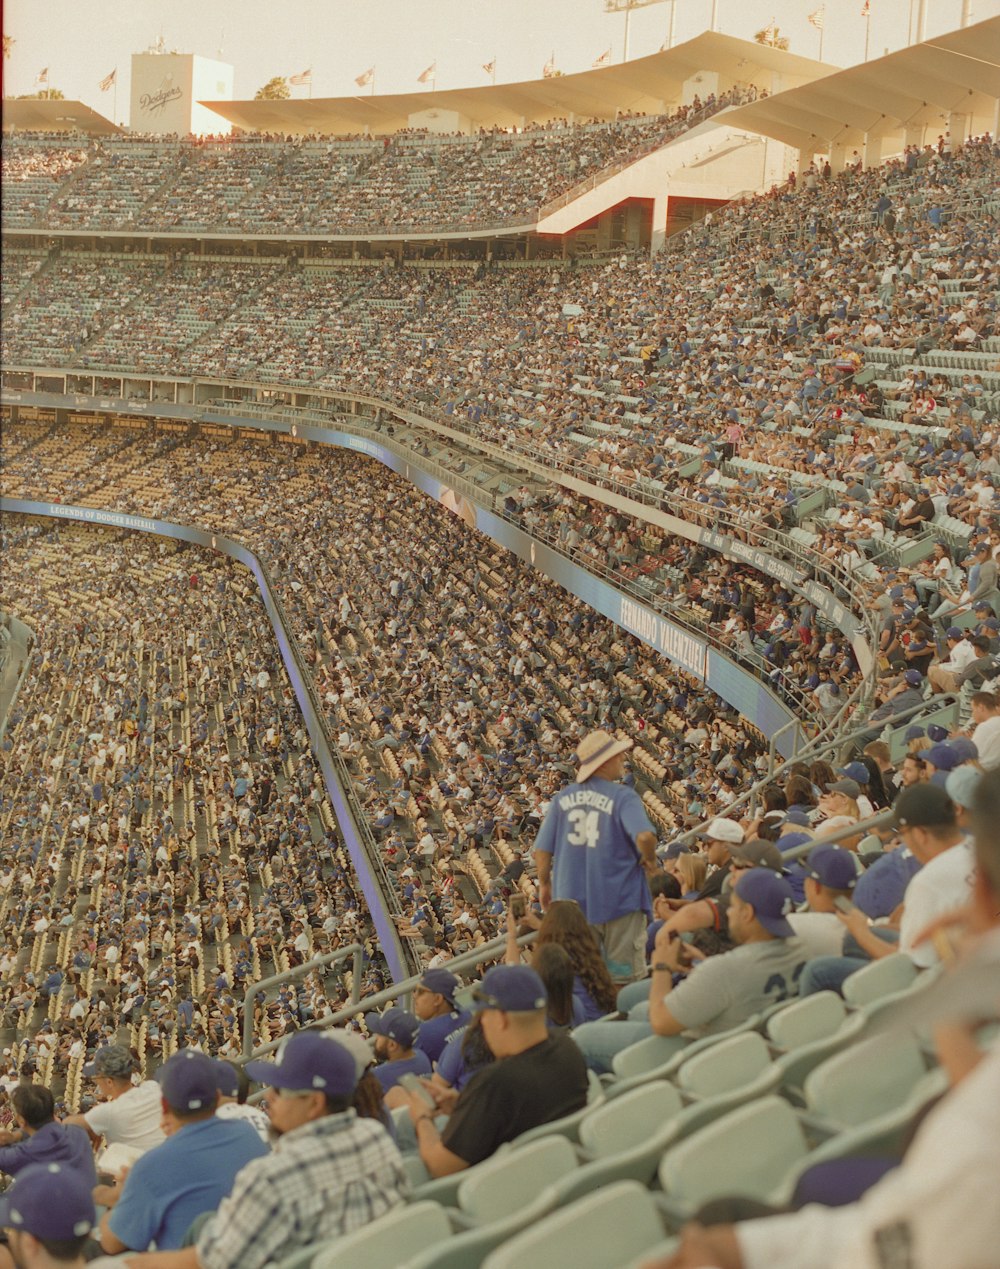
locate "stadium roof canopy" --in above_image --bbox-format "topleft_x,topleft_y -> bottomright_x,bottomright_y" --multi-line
201,32 -> 834,136
1,99 -> 120,135
725,16 -> 1000,153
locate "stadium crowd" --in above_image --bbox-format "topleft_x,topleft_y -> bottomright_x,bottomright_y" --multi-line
0,119 -> 999,1266
1,87 -> 756,236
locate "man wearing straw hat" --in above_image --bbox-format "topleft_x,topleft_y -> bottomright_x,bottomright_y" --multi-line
534,729 -> 657,982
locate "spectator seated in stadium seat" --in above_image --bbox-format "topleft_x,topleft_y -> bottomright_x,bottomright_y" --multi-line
0,1085 -> 96,1188
365,1007 -> 432,1094
572,869 -> 809,1075
396,965 -> 588,1178
799,783 -> 974,996
96,1051 -> 267,1255
63,1044 -> 164,1166
410,969 -> 472,1066
643,767 -> 1000,1269
0,1162 -> 97,1269
121,1031 -> 407,1269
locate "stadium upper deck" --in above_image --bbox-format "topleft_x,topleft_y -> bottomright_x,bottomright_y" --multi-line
0,89 -> 755,239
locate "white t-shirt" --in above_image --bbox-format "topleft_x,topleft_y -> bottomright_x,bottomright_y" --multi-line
738,1035 -> 1000,1269
899,839 -> 976,968
971,715 -> 1000,771
84,1080 -> 165,1155
787,912 -> 846,959
216,1101 -> 272,1143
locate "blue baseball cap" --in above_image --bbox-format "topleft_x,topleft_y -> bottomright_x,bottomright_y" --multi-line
904,669 -> 924,686
945,626 -> 964,639
733,869 -> 796,938
472,965 -> 547,1012
805,844 -> 858,891
948,736 -> 978,763
838,761 -> 870,784
364,1007 -> 420,1048
659,842 -> 691,861
418,969 -> 459,1003
904,725 -> 925,741
927,723 -> 949,743
783,808 -> 812,827
0,1163 -> 96,1240
157,1050 -> 220,1113
776,831 -> 814,856
244,1030 -> 358,1096
213,1060 -> 240,1099
925,743 -> 960,771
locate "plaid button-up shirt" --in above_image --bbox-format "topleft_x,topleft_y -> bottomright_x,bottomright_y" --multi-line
197,1109 -> 407,1269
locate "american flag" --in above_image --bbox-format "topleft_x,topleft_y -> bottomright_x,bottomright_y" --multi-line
289,68 -> 312,86
808,8 -> 824,29
592,48 -> 611,68
355,67 -> 374,88
542,55 -> 557,78
482,58 -> 495,76
861,0 -> 870,14
417,62 -> 436,84
99,68 -> 117,92
35,66 -> 49,84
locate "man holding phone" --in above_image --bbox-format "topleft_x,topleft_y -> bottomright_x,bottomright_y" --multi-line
399,966 -> 588,1178
534,730 -> 658,983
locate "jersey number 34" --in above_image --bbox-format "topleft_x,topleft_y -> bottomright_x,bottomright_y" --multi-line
566,808 -> 601,848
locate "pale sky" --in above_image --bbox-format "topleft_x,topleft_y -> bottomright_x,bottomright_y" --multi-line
2,0 -> 996,125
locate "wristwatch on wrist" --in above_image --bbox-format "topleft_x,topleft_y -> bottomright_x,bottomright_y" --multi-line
651,962 -> 673,972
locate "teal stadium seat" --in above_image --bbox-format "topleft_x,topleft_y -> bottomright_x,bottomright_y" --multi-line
842,955 -> 919,1009
480,1181 -> 669,1269
308,1202 -> 452,1269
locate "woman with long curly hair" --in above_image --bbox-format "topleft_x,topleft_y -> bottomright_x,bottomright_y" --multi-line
506,899 -> 618,1022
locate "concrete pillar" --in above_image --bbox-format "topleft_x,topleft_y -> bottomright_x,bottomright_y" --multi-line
650,193 -> 669,255
862,132 -> 882,169
829,142 -> 849,175
796,148 -> 813,177
903,123 -> 925,152
947,111 -> 969,150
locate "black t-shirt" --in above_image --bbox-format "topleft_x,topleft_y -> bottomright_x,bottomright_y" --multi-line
441,1032 -> 588,1166
697,860 -> 732,901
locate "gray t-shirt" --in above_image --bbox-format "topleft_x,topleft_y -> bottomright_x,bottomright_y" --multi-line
666,940 -> 809,1037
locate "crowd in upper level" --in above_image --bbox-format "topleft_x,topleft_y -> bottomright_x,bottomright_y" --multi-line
0,86 -> 756,235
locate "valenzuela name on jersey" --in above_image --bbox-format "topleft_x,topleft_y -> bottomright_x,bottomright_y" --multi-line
557,790 -> 615,815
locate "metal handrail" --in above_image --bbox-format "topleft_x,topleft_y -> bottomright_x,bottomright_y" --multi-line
669,689 -> 960,850
242,944 -> 364,1057
780,808 -> 899,861
242,929 -> 538,1063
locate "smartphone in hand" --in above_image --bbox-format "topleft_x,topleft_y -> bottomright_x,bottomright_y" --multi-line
397,1073 -> 436,1108
510,894 -> 526,920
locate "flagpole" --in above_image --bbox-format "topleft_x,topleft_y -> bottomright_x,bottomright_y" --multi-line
819,23 -> 824,61
864,9 -> 871,60
113,78 -> 118,125
492,55 -> 496,86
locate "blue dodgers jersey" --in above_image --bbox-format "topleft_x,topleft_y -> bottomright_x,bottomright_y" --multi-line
535,777 -> 654,924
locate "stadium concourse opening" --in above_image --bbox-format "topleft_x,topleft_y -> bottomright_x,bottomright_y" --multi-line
1,12 -> 1000,1266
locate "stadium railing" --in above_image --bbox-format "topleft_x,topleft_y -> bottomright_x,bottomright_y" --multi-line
241,944 -> 366,1057
241,929 -> 539,1068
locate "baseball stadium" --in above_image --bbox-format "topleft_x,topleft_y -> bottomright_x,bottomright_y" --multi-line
1,1 -> 999,1264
